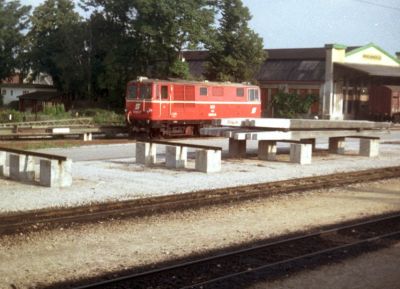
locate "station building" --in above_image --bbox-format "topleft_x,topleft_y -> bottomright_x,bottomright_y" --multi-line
185,43 -> 400,120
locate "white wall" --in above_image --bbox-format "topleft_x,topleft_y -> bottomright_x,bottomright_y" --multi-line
1,87 -> 56,105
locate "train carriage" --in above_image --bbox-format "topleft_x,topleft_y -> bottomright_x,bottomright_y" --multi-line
369,85 -> 400,122
125,78 -> 261,137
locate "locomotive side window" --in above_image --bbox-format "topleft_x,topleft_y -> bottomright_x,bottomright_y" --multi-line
127,85 -> 137,99
200,87 -> 208,96
248,88 -> 260,102
161,86 -> 168,99
236,88 -> 244,97
140,85 -> 152,99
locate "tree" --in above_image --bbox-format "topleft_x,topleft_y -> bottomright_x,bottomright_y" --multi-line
29,0 -> 87,97
133,0 -> 215,78
206,0 -> 266,82
80,0 -> 216,106
0,0 -> 31,80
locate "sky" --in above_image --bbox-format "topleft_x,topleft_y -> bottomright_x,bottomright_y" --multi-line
20,0 -> 400,55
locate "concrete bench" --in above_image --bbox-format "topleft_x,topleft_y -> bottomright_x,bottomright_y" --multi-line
0,146 -> 72,187
228,138 -> 313,164
231,135 -> 379,165
329,136 -> 380,157
136,140 -> 222,173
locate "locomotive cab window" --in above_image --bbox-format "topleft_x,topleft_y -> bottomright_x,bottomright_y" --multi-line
140,85 -> 152,99
236,88 -> 244,97
200,87 -> 208,96
248,88 -> 259,102
161,86 -> 168,99
127,85 -> 137,99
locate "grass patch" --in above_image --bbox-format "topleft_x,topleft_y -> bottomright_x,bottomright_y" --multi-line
0,108 -> 125,125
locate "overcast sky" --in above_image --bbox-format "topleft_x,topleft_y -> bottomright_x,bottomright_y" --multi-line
20,0 -> 400,55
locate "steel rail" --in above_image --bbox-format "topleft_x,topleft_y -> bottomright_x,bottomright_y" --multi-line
1,166 -> 399,233
181,231 -> 400,289
71,213 -> 400,289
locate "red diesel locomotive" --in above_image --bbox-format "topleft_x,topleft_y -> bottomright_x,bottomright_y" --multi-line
125,77 -> 261,137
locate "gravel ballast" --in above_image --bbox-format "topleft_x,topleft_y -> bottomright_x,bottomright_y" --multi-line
1,134 -> 400,213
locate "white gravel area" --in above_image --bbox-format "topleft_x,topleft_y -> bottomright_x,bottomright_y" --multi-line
0,133 -> 400,213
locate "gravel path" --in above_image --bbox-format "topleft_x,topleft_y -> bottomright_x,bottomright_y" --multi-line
0,178 -> 399,288
1,133 -> 400,213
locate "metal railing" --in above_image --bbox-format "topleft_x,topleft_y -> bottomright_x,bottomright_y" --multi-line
0,118 -> 94,129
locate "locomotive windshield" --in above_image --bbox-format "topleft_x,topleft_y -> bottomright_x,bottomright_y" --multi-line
127,85 -> 137,99
140,85 -> 152,99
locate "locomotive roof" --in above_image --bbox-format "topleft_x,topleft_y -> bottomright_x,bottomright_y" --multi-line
128,78 -> 259,88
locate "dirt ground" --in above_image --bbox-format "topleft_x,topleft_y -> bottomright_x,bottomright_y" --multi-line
0,178 -> 400,289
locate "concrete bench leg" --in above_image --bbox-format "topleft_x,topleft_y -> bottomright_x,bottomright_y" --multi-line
290,144 -> 312,165
0,152 -> 6,176
301,138 -> 316,151
9,154 -> 35,181
83,133 -> 93,141
329,137 -> 346,154
359,139 -> 379,157
258,141 -> 277,161
229,138 -> 246,158
195,150 -> 221,173
136,143 -> 157,165
166,146 -> 187,169
40,159 -> 73,187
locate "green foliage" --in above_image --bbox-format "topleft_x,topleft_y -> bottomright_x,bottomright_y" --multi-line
272,92 -> 318,118
0,0 -> 31,80
206,0 -> 266,82
80,0 -> 215,106
42,103 -> 70,119
28,0 -> 87,97
169,60 -> 190,79
77,108 -> 124,125
0,109 -> 24,122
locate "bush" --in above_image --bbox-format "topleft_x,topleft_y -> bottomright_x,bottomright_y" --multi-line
0,109 -> 24,123
272,92 -> 318,118
41,103 -> 70,119
77,108 -> 124,125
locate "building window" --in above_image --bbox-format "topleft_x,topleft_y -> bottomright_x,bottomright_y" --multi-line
200,87 -> 208,96
10,90 -> 13,96
1,89 -> 6,96
236,88 -> 244,97
22,90 -> 30,95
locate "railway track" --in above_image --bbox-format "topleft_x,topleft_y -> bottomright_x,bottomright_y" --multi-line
1,166 -> 400,235
56,213 -> 400,289
0,118 -> 127,139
